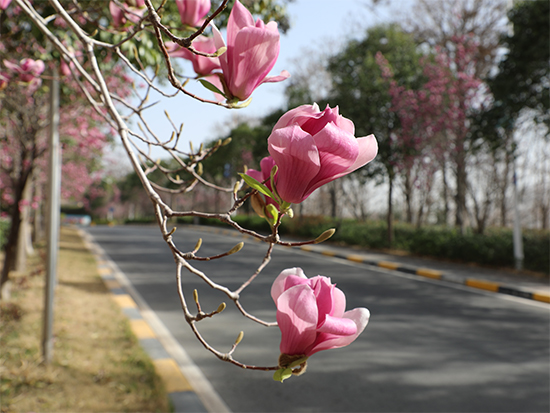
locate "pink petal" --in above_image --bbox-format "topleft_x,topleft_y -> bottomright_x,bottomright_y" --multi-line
317,314 -> 357,336
246,168 -> 263,183
309,276 -> 335,325
259,156 -> 276,181
260,70 -> 290,84
307,308 -> 370,356
343,134 -> 378,174
211,24 -> 227,71
228,26 -> 280,100
276,285 -> 319,355
271,267 -> 306,304
331,287 -> 347,318
299,123 -> 358,198
268,126 -> 320,204
272,103 -> 321,130
227,0 -> 255,47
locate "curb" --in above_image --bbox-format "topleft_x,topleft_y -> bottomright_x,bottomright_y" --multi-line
79,229 -> 228,413
193,225 -> 550,305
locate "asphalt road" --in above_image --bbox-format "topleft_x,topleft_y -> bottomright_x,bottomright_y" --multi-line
87,225 -> 550,413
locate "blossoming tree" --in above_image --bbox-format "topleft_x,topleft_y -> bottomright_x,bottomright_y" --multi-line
5,0 -> 378,380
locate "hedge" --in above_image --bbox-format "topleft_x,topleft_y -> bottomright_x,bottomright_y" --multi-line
175,215 -> 549,274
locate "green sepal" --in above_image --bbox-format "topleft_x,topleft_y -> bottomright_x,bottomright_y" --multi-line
273,368 -> 293,383
213,46 -> 227,57
228,97 -> 253,108
239,173 -> 275,200
198,79 -> 226,97
264,203 -> 279,227
288,356 -> 308,368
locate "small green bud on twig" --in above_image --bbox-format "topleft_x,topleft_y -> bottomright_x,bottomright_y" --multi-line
314,228 -> 336,244
235,331 -> 244,345
194,238 -> 202,252
216,302 -> 226,314
227,242 -> 244,255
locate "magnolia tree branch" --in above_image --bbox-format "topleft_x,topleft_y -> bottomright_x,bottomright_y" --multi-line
12,0 -> 339,371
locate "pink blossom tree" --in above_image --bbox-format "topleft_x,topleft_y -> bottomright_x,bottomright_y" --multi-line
376,35 -> 486,230
0,3 -> 134,290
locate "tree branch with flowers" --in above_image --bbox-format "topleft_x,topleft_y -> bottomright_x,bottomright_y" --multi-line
2,0 -> 377,381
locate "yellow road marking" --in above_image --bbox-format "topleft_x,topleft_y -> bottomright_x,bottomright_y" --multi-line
153,358 -> 193,393
130,319 -> 156,339
465,279 -> 499,292
112,294 -> 137,309
416,268 -> 443,279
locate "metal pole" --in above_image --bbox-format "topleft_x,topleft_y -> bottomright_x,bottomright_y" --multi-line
42,67 -> 61,364
512,167 -> 524,270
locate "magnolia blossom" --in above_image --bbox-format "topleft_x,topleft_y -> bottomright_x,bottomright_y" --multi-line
272,268 -> 369,359
212,0 -> 289,102
4,58 -> 45,82
109,0 -> 145,28
267,104 -> 378,204
0,0 -> 11,10
176,0 -> 211,27
166,37 -> 220,76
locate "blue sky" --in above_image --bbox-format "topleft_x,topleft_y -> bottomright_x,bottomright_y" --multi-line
134,0 -> 397,158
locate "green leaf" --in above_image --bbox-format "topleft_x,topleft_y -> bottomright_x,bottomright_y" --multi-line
239,173 -> 275,200
198,79 -> 225,97
273,368 -> 293,383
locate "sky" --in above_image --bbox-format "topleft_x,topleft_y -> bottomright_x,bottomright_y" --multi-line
130,0 -> 399,160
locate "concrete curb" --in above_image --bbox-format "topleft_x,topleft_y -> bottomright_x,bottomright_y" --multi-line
193,225 -> 550,305
79,229 -> 230,413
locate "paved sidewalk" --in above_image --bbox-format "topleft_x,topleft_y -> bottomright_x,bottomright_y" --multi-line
194,225 -> 550,304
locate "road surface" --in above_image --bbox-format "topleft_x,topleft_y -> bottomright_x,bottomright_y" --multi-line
87,225 -> 550,412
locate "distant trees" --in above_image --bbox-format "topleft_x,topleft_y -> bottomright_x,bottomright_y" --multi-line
0,2 -> 135,293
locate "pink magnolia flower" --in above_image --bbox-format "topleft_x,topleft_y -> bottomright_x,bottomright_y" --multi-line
272,267 -> 369,359
212,0 -> 289,102
0,0 -> 11,10
109,0 -> 145,28
267,103 -> 378,204
166,36 -> 220,76
4,58 -> 45,82
176,0 -> 211,27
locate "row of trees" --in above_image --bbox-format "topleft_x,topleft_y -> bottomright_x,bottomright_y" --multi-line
0,0 -> 135,288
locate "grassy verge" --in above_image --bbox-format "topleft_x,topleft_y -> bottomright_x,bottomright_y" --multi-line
0,226 -> 171,413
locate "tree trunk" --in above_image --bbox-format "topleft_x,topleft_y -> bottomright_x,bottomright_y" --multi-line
404,168 -> 413,224
387,171 -> 394,248
454,147 -> 468,234
441,158 -> 449,226
1,182 -> 25,298
16,177 -> 34,272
